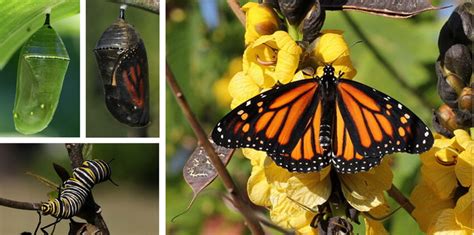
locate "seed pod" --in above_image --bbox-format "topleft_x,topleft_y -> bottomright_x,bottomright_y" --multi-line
278,0 -> 313,26
94,7 -> 149,127
302,1 -> 325,43
13,14 -> 70,135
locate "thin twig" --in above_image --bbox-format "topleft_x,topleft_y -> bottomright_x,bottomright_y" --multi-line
65,143 -> 84,168
166,63 -> 264,235
341,11 -> 435,109
227,0 -> 245,25
387,184 -> 415,215
0,197 -> 40,210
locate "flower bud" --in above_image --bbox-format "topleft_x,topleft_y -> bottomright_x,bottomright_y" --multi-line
458,87 -> 473,111
433,104 -> 458,137
242,3 -> 281,45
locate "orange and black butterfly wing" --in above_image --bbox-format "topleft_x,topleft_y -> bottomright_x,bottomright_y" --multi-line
108,43 -> 150,126
268,96 -> 331,172
212,79 -> 320,156
332,79 -> 434,173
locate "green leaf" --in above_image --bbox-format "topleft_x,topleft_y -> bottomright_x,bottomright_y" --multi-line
0,0 -> 79,69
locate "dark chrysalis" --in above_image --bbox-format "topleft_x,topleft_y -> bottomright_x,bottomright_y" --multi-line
13,13 -> 70,135
94,6 -> 150,127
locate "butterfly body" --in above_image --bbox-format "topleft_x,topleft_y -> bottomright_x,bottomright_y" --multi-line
212,65 -> 434,173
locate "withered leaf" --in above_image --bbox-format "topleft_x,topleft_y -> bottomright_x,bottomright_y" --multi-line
183,138 -> 234,195
321,0 -> 448,18
174,138 -> 234,221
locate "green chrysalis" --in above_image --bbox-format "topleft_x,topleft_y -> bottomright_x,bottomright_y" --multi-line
13,13 -> 70,134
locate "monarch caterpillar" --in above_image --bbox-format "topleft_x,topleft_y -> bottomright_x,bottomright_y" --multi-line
94,6 -> 150,127
13,13 -> 70,135
40,160 -> 112,219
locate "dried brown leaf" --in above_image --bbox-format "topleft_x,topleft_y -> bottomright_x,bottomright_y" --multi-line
321,0 -> 448,18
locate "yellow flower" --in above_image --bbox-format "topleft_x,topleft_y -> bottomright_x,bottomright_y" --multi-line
243,31 -> 302,87
242,2 -> 280,45
213,58 -> 242,108
411,129 -> 474,233
364,204 -> 390,235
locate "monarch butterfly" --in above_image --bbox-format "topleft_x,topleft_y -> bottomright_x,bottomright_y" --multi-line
94,6 -> 150,127
40,160 -> 112,219
212,65 -> 434,173
13,13 -> 70,135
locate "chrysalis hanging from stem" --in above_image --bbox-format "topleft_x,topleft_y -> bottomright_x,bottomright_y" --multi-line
94,6 -> 150,127
13,13 -> 70,135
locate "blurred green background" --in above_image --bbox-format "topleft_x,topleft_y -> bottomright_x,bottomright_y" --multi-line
86,0 -> 159,137
166,0 -> 451,234
0,143 -> 159,234
0,15 -> 80,137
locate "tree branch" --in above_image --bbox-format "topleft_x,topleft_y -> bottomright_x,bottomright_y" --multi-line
341,11 -> 435,109
0,197 -> 40,211
227,0 -> 245,25
166,63 -> 264,235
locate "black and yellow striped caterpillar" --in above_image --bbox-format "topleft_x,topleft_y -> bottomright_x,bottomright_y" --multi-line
40,159 -> 112,219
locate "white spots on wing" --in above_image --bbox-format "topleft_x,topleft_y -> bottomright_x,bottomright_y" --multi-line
424,131 -> 430,137
404,113 -> 410,119
397,103 -> 402,109
246,101 -> 251,106
217,127 -> 222,132
422,139 -> 426,144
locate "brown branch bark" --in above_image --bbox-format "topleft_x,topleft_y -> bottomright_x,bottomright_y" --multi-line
0,197 -> 40,211
227,0 -> 245,25
166,63 -> 264,235
387,184 -> 415,215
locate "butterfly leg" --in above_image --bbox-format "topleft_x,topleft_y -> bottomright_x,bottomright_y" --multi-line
40,218 -> 61,235
34,210 -> 42,235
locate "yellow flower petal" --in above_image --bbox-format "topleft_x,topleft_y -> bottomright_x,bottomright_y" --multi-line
269,192 -> 317,230
242,148 -> 266,167
311,30 -> 357,79
427,209 -> 470,235
339,158 -> 393,211
242,2 -> 280,45
228,72 -> 260,108
454,187 -> 474,231
420,149 -> 457,199
253,31 -> 302,84
455,145 -> 474,187
411,180 -> 455,232
247,163 -> 272,207
454,129 -> 472,150
212,76 -> 232,108
264,159 -> 331,207
364,204 -> 390,235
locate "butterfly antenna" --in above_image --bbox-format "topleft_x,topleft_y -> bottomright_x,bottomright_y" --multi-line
362,205 -> 403,221
326,40 -> 363,66
108,177 -> 119,187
